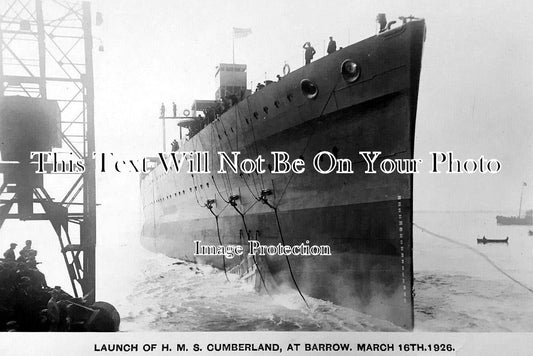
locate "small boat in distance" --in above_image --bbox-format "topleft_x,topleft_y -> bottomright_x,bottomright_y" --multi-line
496,210 -> 533,226
477,236 -> 509,244
496,183 -> 532,225
528,230 -> 533,236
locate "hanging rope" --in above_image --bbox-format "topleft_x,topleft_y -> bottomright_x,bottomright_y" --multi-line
191,174 -> 207,208
413,223 -> 533,294
260,193 -> 310,308
224,80 -> 344,309
228,196 -> 270,295
239,172 -> 261,201
189,174 -> 229,281
205,201 -> 229,282
211,175 -> 230,204
195,76 -> 340,307
238,81 -> 343,308
216,104 -> 275,295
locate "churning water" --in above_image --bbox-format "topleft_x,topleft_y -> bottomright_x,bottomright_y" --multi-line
104,211 -> 533,332
2,206 -> 532,331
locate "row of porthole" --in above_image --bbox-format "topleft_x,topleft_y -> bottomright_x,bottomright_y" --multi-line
213,60 -> 361,136
147,146 -> 340,197
148,61 -> 359,166
144,182 -> 211,207
213,94 -> 295,139
242,60 -> 360,124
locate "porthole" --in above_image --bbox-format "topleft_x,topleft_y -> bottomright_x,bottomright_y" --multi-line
341,59 -> 361,82
300,79 -> 319,99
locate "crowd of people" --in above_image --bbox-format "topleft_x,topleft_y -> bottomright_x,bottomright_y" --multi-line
1,240 -> 119,331
0,239 -> 49,331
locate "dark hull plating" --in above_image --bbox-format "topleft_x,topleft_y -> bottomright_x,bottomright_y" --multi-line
140,20 -> 425,330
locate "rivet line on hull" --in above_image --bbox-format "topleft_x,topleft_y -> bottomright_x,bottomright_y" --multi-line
398,195 -> 408,303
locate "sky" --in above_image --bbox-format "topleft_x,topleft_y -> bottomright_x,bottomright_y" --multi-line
85,0 -> 533,212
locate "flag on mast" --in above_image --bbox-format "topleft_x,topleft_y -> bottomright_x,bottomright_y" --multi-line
233,27 -> 252,38
232,28 -> 252,64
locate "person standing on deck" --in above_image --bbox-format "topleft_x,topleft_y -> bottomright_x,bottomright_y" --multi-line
160,103 -> 165,117
303,42 -> 316,65
327,36 -> 336,54
172,102 -> 177,117
376,13 -> 387,33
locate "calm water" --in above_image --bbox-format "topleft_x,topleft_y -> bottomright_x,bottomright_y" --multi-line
414,211 -> 533,331
2,210 -> 532,331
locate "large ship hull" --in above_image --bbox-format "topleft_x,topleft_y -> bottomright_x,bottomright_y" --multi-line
140,20 -> 425,330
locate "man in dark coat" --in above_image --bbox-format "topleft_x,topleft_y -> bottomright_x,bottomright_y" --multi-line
327,36 -> 336,54
20,240 -> 32,260
3,243 -> 17,260
303,42 -> 316,65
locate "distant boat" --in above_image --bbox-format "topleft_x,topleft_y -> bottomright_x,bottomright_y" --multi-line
496,211 -> 533,226
528,230 -> 533,236
496,183 -> 532,225
477,236 -> 509,244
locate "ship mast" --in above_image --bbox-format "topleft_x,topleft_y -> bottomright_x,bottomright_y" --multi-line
519,183 -> 526,217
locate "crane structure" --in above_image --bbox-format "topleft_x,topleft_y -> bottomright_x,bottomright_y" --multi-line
0,0 -> 97,302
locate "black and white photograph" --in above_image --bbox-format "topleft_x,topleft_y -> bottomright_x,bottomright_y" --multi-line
0,0 -> 532,354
